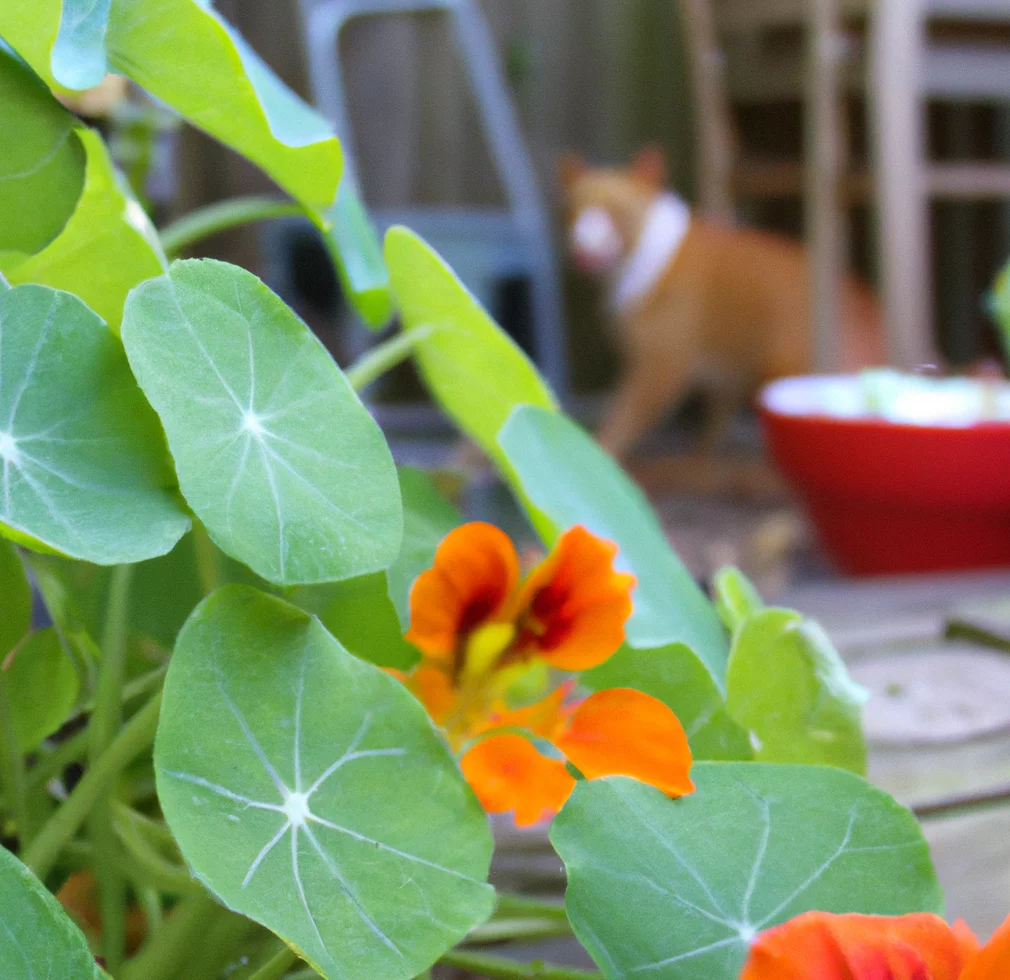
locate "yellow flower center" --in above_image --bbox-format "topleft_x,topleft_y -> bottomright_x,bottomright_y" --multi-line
461,622 -> 516,684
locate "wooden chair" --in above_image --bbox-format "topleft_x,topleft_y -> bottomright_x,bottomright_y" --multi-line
680,0 -> 1010,370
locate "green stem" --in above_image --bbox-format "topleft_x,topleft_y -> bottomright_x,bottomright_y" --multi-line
345,327 -> 433,392
0,668 -> 29,844
191,521 -> 221,597
467,918 -> 574,944
27,730 -> 88,790
89,563 -> 134,976
160,196 -> 303,257
245,946 -> 300,980
23,691 -> 162,879
439,950 -> 600,980
121,890 -> 221,980
493,895 -> 569,922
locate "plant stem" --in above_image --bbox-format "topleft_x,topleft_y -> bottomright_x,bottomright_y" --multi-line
121,890 -> 220,980
345,327 -> 433,392
89,563 -> 134,976
439,950 -> 600,980
493,895 -> 569,922
0,668 -> 29,844
27,729 -> 88,790
23,691 -> 162,879
914,783 -> 1010,822
246,946 -> 299,980
467,918 -> 574,944
191,520 -> 221,597
160,196 -> 303,257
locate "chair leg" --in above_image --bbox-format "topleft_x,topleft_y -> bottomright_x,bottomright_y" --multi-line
869,0 -> 937,369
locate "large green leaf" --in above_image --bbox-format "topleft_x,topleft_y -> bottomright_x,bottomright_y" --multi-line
585,645 -> 751,762
0,283 -> 190,563
552,768 -> 942,980
122,259 -> 402,586
726,609 -> 868,774
6,627 -> 80,752
0,538 -> 31,657
155,586 -> 495,980
0,846 -> 106,978
387,466 -> 463,630
384,227 -> 557,468
499,406 -> 729,684
0,48 -> 85,256
0,0 -> 343,221
2,127 -> 166,330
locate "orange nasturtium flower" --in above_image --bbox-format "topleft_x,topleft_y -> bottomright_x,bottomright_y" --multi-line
397,521 -> 695,826
740,910 -> 1010,980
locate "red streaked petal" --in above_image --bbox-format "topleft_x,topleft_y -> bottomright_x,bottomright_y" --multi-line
554,688 -> 695,797
513,525 -> 635,671
405,522 -> 519,665
460,734 -> 575,827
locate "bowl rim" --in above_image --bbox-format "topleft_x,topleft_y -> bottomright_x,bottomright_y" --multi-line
759,374 -> 1010,433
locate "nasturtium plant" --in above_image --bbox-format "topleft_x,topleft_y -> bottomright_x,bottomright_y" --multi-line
155,586 -> 495,980
0,3 -> 983,977
0,845 -> 107,979
0,283 -> 190,563
122,259 -> 402,585
553,769 -> 943,980
726,609 -> 869,774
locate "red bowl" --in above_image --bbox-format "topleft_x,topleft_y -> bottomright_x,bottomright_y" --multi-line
760,376 -> 1010,576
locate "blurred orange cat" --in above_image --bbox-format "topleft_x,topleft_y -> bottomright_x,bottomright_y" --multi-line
560,148 -> 886,459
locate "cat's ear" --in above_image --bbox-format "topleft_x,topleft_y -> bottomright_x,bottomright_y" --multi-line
557,153 -> 587,193
631,145 -> 667,188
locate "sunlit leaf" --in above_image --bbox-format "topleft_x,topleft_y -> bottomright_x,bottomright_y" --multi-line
0,283 -> 190,564
0,48 -> 85,256
552,768 -> 942,980
2,128 -> 166,330
499,406 -> 729,683
726,609 -> 868,774
0,846 -> 106,978
0,538 -> 31,657
385,227 -> 556,469
584,645 -> 751,761
713,567 -> 764,635
387,467 -> 462,630
122,259 -> 402,586
155,585 -> 495,980
6,628 -> 80,752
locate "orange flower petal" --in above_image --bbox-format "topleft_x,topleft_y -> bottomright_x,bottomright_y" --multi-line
460,734 -> 575,827
962,914 -> 1010,980
482,682 -> 576,741
512,525 -> 635,671
554,688 -> 695,798
740,912 -> 964,980
953,919 -> 981,965
400,665 -> 458,727
406,522 -> 519,665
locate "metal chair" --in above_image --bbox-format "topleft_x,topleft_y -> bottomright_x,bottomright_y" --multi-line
295,0 -> 569,401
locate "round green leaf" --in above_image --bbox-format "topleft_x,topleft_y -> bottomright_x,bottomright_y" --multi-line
499,406 -> 729,682
584,645 -> 751,762
0,539 -> 31,658
121,259 -> 402,586
726,609 -> 869,774
0,845 -> 105,979
0,48 -> 85,256
552,767 -> 942,980
384,227 -> 557,470
0,283 -> 191,564
155,585 -> 495,980
6,627 -> 80,752
3,128 -> 167,330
